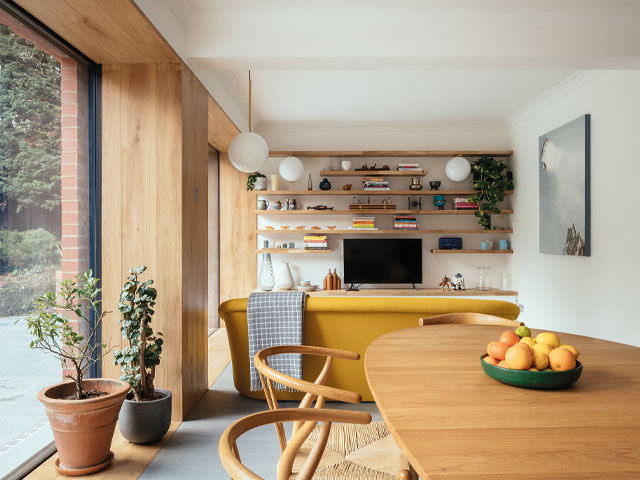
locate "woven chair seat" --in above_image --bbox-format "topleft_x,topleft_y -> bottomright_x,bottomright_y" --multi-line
290,421 -> 410,480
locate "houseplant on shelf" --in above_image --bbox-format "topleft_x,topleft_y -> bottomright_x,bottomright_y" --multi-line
469,155 -> 514,230
247,172 -> 267,191
113,266 -> 171,444
25,270 -> 129,476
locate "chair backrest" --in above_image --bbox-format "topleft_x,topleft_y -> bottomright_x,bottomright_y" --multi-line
254,345 -> 362,453
219,408 -> 372,480
418,312 -> 524,327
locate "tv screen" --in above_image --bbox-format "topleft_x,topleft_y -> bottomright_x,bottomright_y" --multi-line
343,238 -> 422,285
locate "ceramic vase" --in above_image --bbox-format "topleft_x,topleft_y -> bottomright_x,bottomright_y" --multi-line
341,160 -> 352,171
254,176 -> 268,190
275,262 -> 295,290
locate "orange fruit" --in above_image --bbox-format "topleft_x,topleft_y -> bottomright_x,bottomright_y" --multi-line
505,345 -> 532,370
483,356 -> 499,366
549,347 -> 576,371
499,330 -> 520,347
514,342 -> 533,354
497,360 -> 510,368
487,341 -> 510,361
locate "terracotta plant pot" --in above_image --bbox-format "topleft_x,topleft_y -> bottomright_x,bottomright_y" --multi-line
118,388 -> 172,444
38,378 -> 130,476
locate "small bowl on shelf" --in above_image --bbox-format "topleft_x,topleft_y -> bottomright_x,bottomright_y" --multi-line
264,226 -> 275,230
310,226 -> 321,230
280,226 -> 290,230
326,225 -> 337,230
296,284 -> 318,293
480,354 -> 583,389
295,226 -> 306,230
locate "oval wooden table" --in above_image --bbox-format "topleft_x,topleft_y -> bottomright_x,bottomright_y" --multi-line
365,325 -> 640,480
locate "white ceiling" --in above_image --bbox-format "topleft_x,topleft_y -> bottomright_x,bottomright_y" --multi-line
145,0 -> 640,128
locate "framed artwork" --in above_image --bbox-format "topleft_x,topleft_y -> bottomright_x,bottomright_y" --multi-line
539,114 -> 591,256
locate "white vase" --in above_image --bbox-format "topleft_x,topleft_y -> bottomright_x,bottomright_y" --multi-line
254,176 -> 268,190
341,160 -> 352,171
275,262 -> 295,290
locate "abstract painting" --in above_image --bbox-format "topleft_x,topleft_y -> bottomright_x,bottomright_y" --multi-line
539,114 -> 590,256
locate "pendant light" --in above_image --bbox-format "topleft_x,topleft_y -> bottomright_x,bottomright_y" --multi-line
228,71 -> 269,173
445,155 -> 471,182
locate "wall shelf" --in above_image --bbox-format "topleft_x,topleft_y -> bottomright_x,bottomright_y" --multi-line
430,249 -> 513,254
319,170 -> 427,177
254,190 -> 514,196
257,209 -> 513,215
256,248 -> 333,254
308,288 -> 518,297
259,229 -> 513,235
269,150 -> 513,158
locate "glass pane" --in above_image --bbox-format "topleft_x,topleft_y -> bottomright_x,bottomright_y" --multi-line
0,13 -> 91,477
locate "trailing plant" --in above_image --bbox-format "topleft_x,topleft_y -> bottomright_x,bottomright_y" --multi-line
114,266 -> 162,401
469,155 -> 514,230
247,172 -> 266,191
22,270 -> 109,399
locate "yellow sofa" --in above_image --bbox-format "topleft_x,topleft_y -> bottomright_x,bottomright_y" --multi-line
218,297 -> 520,401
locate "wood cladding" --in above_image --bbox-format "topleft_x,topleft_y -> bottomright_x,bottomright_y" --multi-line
101,63 -> 207,421
14,0 -> 179,63
208,96 -> 240,152
269,150 -> 513,158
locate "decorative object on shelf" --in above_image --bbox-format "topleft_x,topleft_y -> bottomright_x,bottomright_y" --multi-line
307,204 -> 334,210
469,155 -> 514,230
258,243 -> 275,291
257,199 -> 269,210
453,197 -> 479,210
409,177 -> 423,191
275,262 -> 295,290
323,269 -> 342,290
271,200 -> 284,210
539,114 -> 590,256
452,273 -> 466,291
280,225 -> 290,230
445,155 -> 471,182
270,174 -> 279,191
307,173 -> 312,190
433,194 -> 446,210
408,196 -> 423,210
287,198 -> 297,210
319,177 -> 332,190
296,225 -> 305,230
296,284 -> 318,292
394,215 -> 419,230
477,266 -> 492,291
288,242 -> 295,248
429,181 -> 441,191
341,160 -> 352,171
501,272 -> 513,291
264,225 -> 275,230
363,176 -> 390,191
438,237 -> 462,250
343,184 -> 352,190
439,275 -> 453,291
329,157 -> 341,170
304,235 -> 327,250
326,225 -> 336,230
279,155 -> 304,182
499,239 -> 509,250
350,202 -> 396,210
247,172 -> 267,191
398,163 -> 422,172
229,71 -> 269,173
310,226 -> 321,230
480,240 -> 489,250
356,163 -> 390,171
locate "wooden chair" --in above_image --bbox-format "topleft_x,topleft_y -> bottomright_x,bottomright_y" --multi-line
254,345 -> 415,480
219,407 -> 372,480
418,312 -> 523,327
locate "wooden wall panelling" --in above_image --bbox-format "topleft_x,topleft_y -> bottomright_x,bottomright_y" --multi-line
207,95 -> 240,152
180,65 -> 209,415
14,0 -> 178,63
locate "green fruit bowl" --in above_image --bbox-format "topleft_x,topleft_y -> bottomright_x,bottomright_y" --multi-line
480,354 -> 583,389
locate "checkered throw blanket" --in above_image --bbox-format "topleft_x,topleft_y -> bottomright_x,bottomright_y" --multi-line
247,291 -> 306,391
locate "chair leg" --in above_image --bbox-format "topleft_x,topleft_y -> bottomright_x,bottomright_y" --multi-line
398,465 -> 419,480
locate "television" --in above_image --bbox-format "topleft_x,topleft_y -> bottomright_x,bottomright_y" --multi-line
343,238 -> 422,287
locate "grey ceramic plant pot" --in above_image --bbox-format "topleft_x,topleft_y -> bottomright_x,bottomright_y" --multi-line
118,388 -> 172,444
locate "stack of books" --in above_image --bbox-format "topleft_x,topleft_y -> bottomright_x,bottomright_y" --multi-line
362,177 -> 390,191
394,215 -> 419,230
304,235 -> 328,250
453,198 -> 479,210
352,217 -> 376,230
398,163 -> 423,172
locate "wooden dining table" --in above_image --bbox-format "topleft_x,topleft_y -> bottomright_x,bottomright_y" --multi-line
365,325 -> 640,479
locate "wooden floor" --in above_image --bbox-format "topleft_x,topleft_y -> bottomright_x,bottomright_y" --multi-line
27,329 -> 231,480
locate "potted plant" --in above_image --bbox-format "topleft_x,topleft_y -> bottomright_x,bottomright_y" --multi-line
113,266 -> 171,444
469,155 -> 514,230
25,270 -> 129,476
247,172 -> 267,191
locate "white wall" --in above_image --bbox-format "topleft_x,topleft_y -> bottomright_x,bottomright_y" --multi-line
509,70 -> 640,346
256,124 -> 514,290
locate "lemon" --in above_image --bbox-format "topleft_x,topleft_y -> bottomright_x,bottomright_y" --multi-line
532,343 -> 552,356
515,325 -> 531,338
559,344 -> 580,359
535,332 -> 560,349
519,337 -> 535,348
532,351 -> 549,370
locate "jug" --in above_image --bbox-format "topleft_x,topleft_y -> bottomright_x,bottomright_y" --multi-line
257,199 -> 269,210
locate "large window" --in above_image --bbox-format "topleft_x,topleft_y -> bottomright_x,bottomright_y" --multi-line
0,4 -> 98,478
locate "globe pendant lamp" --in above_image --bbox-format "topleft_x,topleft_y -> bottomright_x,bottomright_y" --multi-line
445,155 -> 471,182
228,71 -> 269,173
279,155 -> 304,182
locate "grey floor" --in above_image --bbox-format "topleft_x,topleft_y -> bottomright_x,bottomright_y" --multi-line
140,365 -> 382,479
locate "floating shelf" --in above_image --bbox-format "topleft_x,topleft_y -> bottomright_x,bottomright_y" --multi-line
319,170 -> 427,177
269,150 -> 513,158
430,249 -> 513,254
254,190 -> 514,196
257,209 -> 513,216
256,249 -> 333,254
259,229 -> 513,235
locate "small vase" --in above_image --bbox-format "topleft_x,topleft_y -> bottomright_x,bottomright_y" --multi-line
258,253 -> 275,291
409,177 -> 423,190
341,160 -> 352,171
255,176 -> 268,191
319,178 -> 331,190
275,262 -> 295,290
